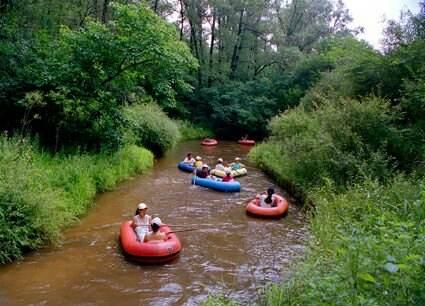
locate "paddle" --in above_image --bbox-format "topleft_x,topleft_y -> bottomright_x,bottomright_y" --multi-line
165,228 -> 202,234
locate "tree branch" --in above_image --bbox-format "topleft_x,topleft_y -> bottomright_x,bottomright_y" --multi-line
100,57 -> 153,86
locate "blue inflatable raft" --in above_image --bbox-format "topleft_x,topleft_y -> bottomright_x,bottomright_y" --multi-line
191,176 -> 241,192
178,162 -> 195,173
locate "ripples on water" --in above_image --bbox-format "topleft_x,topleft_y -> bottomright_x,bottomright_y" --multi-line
0,141 -> 307,306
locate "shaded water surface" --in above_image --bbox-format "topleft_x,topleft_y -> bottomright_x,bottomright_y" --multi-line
0,141 -> 307,305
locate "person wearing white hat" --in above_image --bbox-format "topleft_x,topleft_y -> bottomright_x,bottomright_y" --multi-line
132,202 -> 152,242
215,158 -> 226,171
230,157 -> 244,171
144,217 -> 166,242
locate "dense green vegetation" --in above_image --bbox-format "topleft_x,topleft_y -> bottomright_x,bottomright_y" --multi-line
0,137 -> 153,263
246,5 -> 425,305
0,1 -> 196,262
0,2 -> 196,150
176,120 -> 212,141
259,177 -> 425,305
1,0 -> 425,304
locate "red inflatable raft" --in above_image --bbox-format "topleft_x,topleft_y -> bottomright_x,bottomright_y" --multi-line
201,138 -> 218,146
246,195 -> 289,218
238,139 -> 255,145
119,221 -> 182,264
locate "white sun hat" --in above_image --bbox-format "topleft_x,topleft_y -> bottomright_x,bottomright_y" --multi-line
151,217 -> 162,226
137,203 -> 148,210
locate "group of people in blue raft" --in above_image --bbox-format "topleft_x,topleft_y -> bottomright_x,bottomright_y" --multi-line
178,152 -> 248,192
182,152 -> 244,182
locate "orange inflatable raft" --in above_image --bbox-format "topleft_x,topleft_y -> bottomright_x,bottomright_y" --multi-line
246,194 -> 289,218
238,139 -> 255,145
119,221 -> 182,264
201,138 -> 218,146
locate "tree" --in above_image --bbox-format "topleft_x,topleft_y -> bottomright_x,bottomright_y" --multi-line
0,2 -> 197,149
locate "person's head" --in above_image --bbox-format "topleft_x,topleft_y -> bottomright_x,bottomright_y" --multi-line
267,187 -> 275,196
235,157 -> 241,162
225,170 -> 231,176
202,164 -> 209,172
135,202 -> 148,216
217,158 -> 223,164
151,217 -> 162,232
187,152 -> 192,158
196,156 -> 202,161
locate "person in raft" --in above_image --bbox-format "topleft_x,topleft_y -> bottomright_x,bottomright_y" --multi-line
221,170 -> 234,182
194,156 -> 203,169
183,152 -> 196,165
230,157 -> 244,170
195,164 -> 211,178
144,217 -> 166,242
132,203 -> 152,242
257,187 -> 277,208
215,158 -> 226,171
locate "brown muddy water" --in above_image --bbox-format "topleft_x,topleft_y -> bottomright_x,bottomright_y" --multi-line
0,141 -> 307,306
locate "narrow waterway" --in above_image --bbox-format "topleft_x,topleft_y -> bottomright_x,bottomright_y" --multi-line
0,141 -> 307,306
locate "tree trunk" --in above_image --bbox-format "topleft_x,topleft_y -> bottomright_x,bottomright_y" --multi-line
196,2 -> 204,69
153,0 -> 159,13
179,0 -> 185,40
0,0 -> 11,15
93,0 -> 98,20
217,14 -> 222,66
230,9 -> 245,80
208,8 -> 216,87
102,0 -> 109,23
182,0 -> 202,85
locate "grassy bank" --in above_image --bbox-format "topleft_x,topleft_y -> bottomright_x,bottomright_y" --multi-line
176,120 -> 213,141
243,97 -> 425,305
0,136 -> 153,264
258,177 -> 425,305
202,96 -> 425,305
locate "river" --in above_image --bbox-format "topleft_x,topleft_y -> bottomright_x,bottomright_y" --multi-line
0,141 -> 307,306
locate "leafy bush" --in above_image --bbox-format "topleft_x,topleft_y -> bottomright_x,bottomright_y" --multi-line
175,120 -> 212,140
192,79 -> 277,139
250,96 -> 403,191
122,102 -> 180,155
0,136 -> 153,263
0,3 -> 196,149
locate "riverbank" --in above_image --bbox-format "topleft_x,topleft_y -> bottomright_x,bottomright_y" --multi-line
202,150 -> 424,305
0,136 -> 153,264
250,150 -> 425,305
223,99 -> 425,304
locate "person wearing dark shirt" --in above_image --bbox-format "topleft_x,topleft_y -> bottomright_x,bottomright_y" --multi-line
195,164 -> 210,178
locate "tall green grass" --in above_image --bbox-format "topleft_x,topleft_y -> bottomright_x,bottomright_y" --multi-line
122,102 -> 180,155
260,177 -> 425,305
175,120 -> 212,141
0,136 -> 153,264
